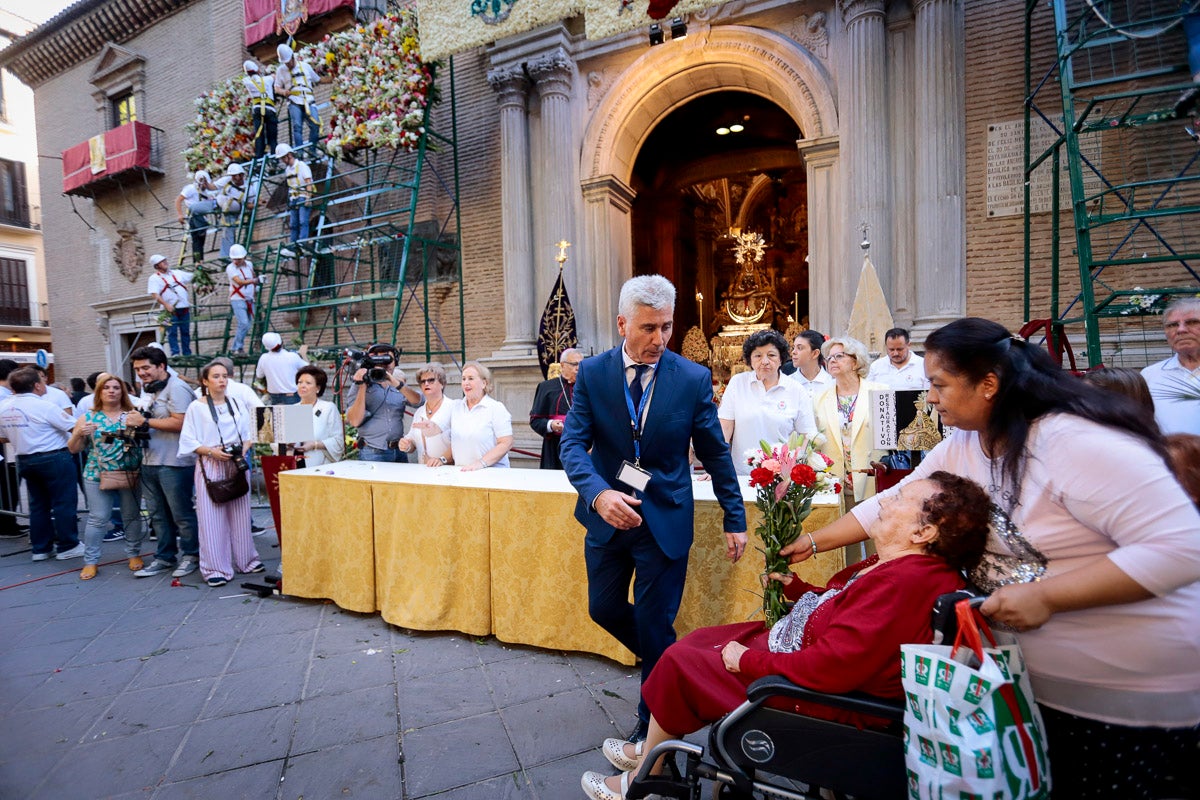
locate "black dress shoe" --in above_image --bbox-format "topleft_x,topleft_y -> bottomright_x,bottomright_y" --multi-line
626,718 -> 649,744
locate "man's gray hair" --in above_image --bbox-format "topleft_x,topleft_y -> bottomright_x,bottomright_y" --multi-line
1164,296 -> 1200,320
559,348 -> 581,363
618,275 -> 676,319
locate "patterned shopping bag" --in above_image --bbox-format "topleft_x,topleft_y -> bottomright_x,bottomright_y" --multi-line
900,600 -> 1050,800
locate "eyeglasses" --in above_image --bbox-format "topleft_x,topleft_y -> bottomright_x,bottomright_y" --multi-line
419,378 -> 439,384
827,353 -> 855,362
562,361 -> 583,367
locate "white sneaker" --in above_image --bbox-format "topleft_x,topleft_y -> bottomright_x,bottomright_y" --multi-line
172,557 -> 198,577
134,559 -> 174,577
55,543 -> 86,560
279,247 -> 295,258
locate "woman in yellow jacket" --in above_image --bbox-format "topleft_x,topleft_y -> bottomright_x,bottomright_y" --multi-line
811,335 -> 887,514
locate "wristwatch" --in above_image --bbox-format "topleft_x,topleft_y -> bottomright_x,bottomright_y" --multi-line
438,456 -> 448,465
353,379 -> 366,385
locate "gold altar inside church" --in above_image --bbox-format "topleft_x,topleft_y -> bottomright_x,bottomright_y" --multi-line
629,90 -> 808,384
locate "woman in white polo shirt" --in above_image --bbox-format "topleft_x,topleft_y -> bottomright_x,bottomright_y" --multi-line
412,361 -> 513,470
718,329 -> 817,475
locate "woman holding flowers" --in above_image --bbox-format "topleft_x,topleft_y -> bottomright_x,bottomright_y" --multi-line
812,335 -> 886,512
581,471 -> 989,800
786,317 -> 1200,798
717,329 -> 816,475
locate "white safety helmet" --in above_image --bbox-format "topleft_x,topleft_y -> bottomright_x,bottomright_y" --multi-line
227,163 -> 245,176
229,244 -> 248,260
277,43 -> 293,62
194,169 -> 211,183
274,143 -> 292,159
243,59 -> 258,74
149,254 -> 167,267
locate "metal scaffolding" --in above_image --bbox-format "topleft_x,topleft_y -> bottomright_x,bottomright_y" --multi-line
1024,0 -> 1200,366
156,61 -> 465,377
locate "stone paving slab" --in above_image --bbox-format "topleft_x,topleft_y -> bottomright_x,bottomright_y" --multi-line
0,517 -> 700,799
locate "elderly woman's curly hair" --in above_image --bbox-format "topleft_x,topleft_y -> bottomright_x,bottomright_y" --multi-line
919,471 -> 990,574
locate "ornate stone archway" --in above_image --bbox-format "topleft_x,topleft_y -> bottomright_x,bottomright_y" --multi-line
579,25 -> 842,347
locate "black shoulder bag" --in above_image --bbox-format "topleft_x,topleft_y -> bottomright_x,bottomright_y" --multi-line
197,396 -> 250,503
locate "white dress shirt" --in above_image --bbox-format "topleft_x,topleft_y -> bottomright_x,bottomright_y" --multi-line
866,353 -> 929,391
719,372 -> 818,474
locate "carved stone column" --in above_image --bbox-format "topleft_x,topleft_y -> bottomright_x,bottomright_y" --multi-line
528,48 -> 578,335
581,175 -> 636,353
840,0 -> 892,317
887,1 -> 916,328
798,136 -> 843,335
487,65 -> 536,350
912,0 -> 966,336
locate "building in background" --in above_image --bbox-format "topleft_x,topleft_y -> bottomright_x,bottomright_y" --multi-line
0,9 -> 53,376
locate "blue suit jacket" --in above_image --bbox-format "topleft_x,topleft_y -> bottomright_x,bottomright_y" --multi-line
560,346 -> 747,561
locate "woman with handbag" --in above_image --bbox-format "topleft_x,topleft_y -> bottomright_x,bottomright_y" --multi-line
67,374 -> 146,580
179,360 -> 262,587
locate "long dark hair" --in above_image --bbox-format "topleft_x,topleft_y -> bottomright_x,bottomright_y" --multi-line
924,318 -> 1166,505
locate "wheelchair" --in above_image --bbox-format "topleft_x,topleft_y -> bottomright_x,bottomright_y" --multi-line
624,591 -> 974,800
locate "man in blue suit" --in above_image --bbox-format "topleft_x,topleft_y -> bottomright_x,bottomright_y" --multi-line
561,275 -> 747,742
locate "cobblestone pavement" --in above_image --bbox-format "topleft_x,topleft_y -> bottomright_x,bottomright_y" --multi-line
0,511 -> 659,799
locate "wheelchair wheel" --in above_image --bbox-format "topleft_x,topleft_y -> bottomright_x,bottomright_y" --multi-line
712,783 -> 754,800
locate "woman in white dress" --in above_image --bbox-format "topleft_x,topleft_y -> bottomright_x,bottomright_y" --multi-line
398,362 -> 453,465
179,360 -> 261,587
413,361 -> 513,470
718,329 -> 817,475
293,365 -> 344,467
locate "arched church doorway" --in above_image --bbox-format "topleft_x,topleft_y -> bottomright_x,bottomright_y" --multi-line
630,91 -> 806,354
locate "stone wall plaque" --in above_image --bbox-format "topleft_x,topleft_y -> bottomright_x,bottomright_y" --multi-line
986,115 -> 1101,219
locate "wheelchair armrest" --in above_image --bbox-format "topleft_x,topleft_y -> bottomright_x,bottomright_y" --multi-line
744,675 -> 905,723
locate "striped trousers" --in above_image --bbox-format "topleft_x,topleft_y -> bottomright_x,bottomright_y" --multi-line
194,457 -> 260,581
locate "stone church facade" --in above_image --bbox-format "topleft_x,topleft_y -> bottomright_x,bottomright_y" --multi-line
2,0 -> 1159,457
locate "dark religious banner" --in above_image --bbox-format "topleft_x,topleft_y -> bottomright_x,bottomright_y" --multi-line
537,272 -> 578,379
244,0 -> 356,47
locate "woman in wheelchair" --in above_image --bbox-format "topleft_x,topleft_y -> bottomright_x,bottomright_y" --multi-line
582,471 -> 990,800
784,317 -> 1200,799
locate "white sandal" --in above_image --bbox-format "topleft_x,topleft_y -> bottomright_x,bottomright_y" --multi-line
602,737 -> 644,772
581,769 -> 628,800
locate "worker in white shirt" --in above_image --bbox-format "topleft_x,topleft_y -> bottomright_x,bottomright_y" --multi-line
174,170 -> 218,265
225,245 -> 261,355
213,163 -> 251,259
242,59 -> 277,160
275,43 -> 323,149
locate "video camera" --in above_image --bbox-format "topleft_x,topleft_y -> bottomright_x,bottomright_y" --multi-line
345,345 -> 399,383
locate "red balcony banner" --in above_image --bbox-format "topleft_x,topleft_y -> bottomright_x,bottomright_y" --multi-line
244,0 -> 356,48
62,121 -> 154,195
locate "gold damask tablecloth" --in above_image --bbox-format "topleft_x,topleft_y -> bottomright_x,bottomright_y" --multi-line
278,463 -> 844,663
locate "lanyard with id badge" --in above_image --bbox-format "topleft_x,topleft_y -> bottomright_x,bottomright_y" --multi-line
616,366 -> 656,493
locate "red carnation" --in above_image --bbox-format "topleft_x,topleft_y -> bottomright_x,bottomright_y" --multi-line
789,463 -> 817,487
833,482 -> 843,494
749,467 -> 775,487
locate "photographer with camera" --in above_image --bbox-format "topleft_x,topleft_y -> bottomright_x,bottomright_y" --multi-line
180,360 -> 262,588
345,343 -> 422,463
67,374 -> 146,580
128,346 -> 201,579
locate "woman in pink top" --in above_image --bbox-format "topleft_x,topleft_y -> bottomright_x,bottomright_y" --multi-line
784,317 -> 1200,799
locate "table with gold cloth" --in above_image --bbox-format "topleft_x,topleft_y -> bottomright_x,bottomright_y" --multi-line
279,463 -> 843,665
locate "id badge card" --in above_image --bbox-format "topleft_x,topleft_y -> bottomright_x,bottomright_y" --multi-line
616,460 -> 652,492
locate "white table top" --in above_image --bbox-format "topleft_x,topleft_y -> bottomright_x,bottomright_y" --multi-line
285,461 -> 839,507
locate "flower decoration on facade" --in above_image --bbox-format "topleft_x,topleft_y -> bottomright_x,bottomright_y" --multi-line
746,434 -> 840,627
183,77 -> 255,174
309,10 -> 435,160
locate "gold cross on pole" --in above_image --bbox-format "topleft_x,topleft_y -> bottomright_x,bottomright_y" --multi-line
555,239 -> 571,267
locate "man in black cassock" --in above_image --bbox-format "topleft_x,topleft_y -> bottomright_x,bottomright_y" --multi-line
529,349 -> 583,469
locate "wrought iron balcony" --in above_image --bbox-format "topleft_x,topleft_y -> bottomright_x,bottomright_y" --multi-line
61,121 -> 165,197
